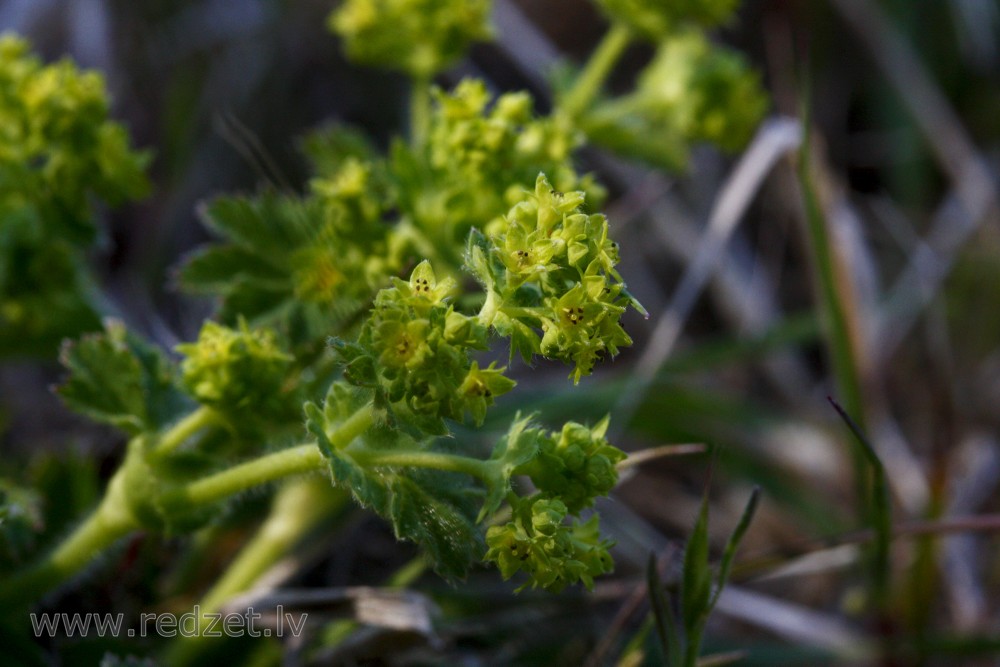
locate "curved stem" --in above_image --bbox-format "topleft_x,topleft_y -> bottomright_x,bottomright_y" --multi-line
164,480 -> 350,664
0,404 -> 376,609
155,406 -> 220,456
201,480 -> 348,612
0,470 -> 137,609
560,22 -> 632,119
175,444 -> 325,507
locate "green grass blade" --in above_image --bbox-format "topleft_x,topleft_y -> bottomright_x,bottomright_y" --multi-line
709,486 -> 761,610
828,397 -> 892,610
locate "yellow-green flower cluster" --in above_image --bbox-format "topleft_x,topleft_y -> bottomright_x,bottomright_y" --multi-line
485,498 -> 614,592
468,173 -> 643,383
0,36 -> 148,234
515,417 -> 625,513
335,261 -> 515,430
596,0 -> 738,39
176,320 -> 294,421
0,35 -> 148,355
329,0 -> 492,77
393,79 -> 603,269
633,31 -> 767,151
428,79 -> 585,210
483,416 -> 623,590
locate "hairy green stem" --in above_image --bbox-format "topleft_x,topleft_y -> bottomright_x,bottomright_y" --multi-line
172,403 -> 375,506
0,469 -> 138,609
200,480 -> 348,611
349,447 -> 494,482
560,22 -> 632,119
0,404 -> 377,609
155,406 -> 219,456
176,445 -> 325,506
164,479 -> 350,664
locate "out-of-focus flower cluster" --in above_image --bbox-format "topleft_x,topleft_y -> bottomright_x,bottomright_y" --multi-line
329,0 -> 492,77
0,35 -> 148,355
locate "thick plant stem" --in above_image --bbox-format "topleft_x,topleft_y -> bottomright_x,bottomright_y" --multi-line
560,22 -> 632,119
176,444 -> 325,507
0,404 -> 375,610
164,479 -> 350,664
0,469 -> 138,609
199,479 -> 348,612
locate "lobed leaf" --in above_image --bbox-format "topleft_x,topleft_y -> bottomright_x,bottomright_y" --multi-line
57,320 -> 190,435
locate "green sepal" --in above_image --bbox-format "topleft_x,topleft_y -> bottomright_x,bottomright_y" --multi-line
464,227 -> 496,290
57,320 -> 191,435
330,338 -> 378,387
494,314 -> 541,365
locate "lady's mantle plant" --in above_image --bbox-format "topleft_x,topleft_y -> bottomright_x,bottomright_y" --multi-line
0,0 -> 767,658
0,169 -> 641,605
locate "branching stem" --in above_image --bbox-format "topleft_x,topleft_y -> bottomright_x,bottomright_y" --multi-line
0,470 -> 137,609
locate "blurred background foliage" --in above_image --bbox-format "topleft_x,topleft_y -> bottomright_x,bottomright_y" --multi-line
1,0 -> 1000,664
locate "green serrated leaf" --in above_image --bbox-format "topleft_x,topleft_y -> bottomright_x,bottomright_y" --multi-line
389,469 -> 483,581
308,383 -> 482,579
300,124 -> 380,176
199,195 -> 305,256
318,432 -> 482,579
178,245 -> 288,293
57,321 -> 189,435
